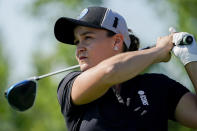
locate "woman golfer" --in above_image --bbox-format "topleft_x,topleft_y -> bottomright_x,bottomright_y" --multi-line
54,6 -> 197,131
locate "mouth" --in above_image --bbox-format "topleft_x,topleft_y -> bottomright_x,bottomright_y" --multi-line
79,56 -> 87,60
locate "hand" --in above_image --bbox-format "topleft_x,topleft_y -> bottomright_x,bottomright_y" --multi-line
172,32 -> 197,65
155,34 -> 174,62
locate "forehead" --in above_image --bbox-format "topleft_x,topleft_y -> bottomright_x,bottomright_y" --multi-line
74,26 -> 107,36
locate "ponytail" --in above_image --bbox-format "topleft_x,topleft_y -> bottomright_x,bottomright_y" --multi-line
107,29 -> 140,52
125,34 -> 140,52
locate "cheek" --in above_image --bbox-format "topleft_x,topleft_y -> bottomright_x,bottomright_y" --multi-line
89,41 -> 113,61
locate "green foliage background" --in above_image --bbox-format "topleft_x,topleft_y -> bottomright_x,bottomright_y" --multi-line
0,0 -> 197,131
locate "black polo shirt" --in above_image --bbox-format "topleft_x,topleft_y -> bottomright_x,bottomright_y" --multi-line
57,71 -> 189,131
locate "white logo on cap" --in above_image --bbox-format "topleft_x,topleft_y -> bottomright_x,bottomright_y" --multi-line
77,8 -> 88,20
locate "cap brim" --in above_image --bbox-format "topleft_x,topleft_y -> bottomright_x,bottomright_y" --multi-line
54,17 -> 101,45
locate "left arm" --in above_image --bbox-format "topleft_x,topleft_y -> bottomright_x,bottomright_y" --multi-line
175,62 -> 197,129
185,62 -> 197,91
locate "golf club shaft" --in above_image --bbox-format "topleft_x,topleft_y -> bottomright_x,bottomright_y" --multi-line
34,65 -> 80,80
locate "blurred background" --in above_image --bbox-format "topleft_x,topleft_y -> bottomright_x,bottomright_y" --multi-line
0,0 -> 197,130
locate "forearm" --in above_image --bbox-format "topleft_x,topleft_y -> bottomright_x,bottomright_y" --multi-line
102,47 -> 164,85
185,62 -> 197,93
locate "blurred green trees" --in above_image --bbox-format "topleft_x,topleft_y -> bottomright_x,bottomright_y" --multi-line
0,40 -> 11,130
168,0 -> 197,35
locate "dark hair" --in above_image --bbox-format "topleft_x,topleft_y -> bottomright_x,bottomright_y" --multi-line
107,30 -> 140,52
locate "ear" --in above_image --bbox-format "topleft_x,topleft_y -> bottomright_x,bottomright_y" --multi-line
113,34 -> 124,51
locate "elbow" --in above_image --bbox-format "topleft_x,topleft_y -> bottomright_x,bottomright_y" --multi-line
100,63 -> 118,86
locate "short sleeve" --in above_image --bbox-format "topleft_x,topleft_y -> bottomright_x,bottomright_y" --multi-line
57,71 -> 87,131
166,76 -> 190,120
57,71 -> 81,114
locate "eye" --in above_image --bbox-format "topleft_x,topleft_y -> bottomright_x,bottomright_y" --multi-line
84,36 -> 92,40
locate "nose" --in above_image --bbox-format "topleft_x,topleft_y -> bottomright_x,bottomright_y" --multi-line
76,44 -> 87,57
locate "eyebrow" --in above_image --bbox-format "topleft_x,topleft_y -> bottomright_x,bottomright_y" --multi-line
79,31 -> 95,36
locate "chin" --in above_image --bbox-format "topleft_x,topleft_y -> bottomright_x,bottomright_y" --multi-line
80,63 -> 90,71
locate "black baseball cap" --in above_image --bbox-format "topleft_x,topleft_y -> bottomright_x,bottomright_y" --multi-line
54,6 -> 131,48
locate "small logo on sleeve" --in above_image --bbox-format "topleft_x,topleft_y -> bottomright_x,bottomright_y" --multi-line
138,90 -> 149,106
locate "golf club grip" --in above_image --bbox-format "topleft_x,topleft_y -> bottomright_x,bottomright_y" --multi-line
169,27 -> 193,45
180,35 -> 193,45
141,35 -> 193,50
